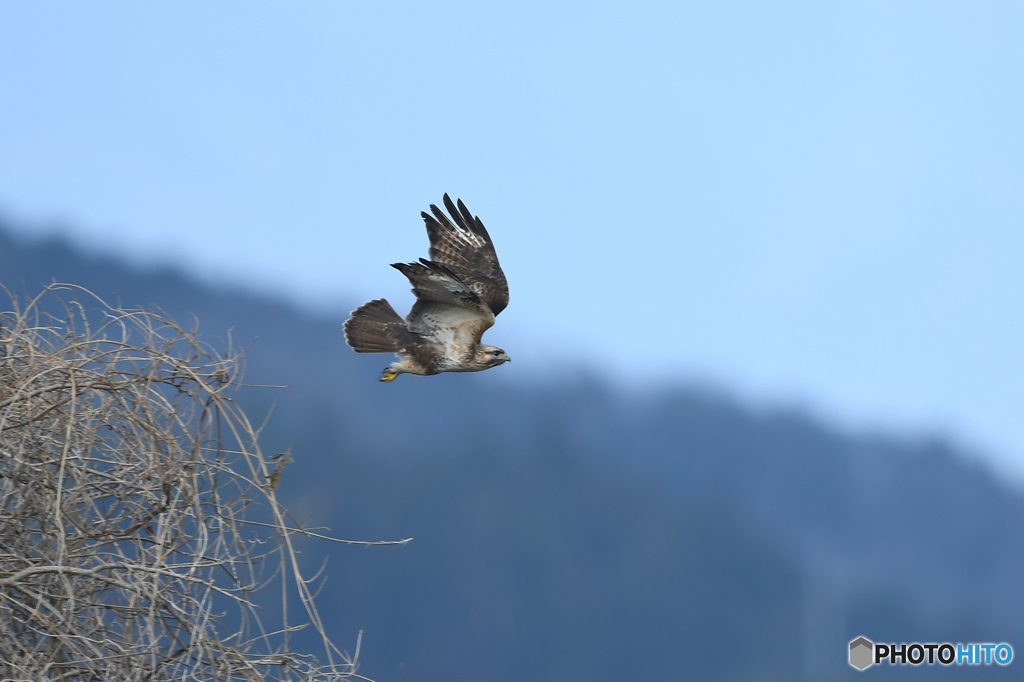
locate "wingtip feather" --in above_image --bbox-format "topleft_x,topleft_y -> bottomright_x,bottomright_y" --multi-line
442,194 -> 459,220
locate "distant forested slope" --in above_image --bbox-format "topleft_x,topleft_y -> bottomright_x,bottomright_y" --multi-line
2,225 -> 1020,681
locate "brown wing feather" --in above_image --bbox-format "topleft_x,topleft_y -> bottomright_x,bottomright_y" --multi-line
391,259 -> 495,346
421,194 -> 510,316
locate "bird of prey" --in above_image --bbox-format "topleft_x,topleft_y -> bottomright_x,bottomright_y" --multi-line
344,194 -> 510,382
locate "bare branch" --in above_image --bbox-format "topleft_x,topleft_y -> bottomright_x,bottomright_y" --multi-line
0,284 -> 381,681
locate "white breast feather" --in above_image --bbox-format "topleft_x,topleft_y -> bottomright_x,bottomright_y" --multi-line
415,306 -> 488,362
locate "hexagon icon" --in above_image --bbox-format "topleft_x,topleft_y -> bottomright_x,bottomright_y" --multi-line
849,637 -> 874,670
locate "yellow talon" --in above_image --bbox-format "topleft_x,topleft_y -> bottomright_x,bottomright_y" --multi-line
380,369 -> 399,383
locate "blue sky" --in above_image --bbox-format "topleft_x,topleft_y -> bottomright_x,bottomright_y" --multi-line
2,2 -> 1023,472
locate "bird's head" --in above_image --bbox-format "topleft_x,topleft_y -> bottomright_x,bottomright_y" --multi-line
476,344 -> 511,368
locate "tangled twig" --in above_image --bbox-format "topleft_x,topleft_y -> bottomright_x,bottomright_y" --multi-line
0,284 -> 398,681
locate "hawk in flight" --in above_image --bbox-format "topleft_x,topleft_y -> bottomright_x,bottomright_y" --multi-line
344,194 -> 510,382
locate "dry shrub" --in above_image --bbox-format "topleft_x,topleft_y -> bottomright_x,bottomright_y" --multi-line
0,284 -> 403,681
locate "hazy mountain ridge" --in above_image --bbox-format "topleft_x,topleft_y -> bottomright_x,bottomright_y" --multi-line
2,225 -> 1019,681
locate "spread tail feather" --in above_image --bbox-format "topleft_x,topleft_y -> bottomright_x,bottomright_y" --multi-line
344,299 -> 415,353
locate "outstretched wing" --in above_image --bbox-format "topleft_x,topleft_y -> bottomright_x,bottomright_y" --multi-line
391,258 -> 495,349
421,194 -> 509,316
